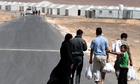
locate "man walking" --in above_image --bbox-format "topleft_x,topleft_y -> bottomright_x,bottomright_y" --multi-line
89,27 -> 109,84
70,29 -> 87,84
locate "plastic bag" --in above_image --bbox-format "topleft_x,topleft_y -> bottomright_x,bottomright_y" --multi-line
127,66 -> 136,80
112,40 -> 122,52
85,64 -> 93,80
102,63 -> 114,73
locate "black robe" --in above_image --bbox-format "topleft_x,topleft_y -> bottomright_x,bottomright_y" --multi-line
47,41 -> 74,84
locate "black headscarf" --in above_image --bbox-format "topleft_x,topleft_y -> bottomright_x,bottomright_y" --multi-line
64,33 -> 73,42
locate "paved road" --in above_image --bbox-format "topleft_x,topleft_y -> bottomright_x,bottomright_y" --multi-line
0,15 -> 117,84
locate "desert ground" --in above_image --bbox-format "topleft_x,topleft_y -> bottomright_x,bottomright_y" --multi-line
45,15 -> 140,84
0,10 -> 17,24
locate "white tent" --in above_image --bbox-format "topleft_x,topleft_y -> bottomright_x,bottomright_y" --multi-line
65,5 -> 78,16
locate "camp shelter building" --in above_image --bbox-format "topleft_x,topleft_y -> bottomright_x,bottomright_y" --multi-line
56,4 -> 68,15
65,5 -> 78,16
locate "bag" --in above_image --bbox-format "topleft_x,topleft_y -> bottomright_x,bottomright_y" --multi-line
112,40 -> 122,52
127,66 -> 136,80
102,63 -> 114,73
85,64 -> 93,80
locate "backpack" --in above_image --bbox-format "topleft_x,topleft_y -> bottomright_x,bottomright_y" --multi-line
112,40 -> 122,52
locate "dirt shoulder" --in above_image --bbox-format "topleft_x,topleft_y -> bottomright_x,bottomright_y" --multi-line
0,10 -> 17,24
45,15 -> 140,83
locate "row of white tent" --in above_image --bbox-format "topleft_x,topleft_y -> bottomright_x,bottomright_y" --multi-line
1,1 -> 140,19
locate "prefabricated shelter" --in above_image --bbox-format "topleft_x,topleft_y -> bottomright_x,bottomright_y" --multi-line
28,3 -> 37,11
35,4 -> 44,13
93,6 -> 120,19
132,8 -> 140,19
123,7 -> 140,19
6,2 -> 20,11
46,4 -> 57,15
50,4 -> 60,15
0,2 -> 8,10
65,5 -> 78,16
5,2 -> 12,11
0,1 -> 4,9
118,4 -> 124,19
19,2 -> 27,11
35,1 -> 53,13
77,5 -> 89,16
40,3 -> 52,14
41,4 -> 50,13
123,7 -> 135,19
57,4 -> 69,15
85,6 -> 96,18
20,3 -> 33,12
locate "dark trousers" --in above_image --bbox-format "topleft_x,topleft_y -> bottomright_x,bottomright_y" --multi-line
114,56 -> 120,79
70,56 -> 83,84
118,67 -> 128,84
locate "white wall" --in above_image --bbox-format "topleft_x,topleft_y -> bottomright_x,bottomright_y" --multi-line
95,9 -> 119,18
66,6 -> 78,16
132,11 -> 140,19
52,8 -> 58,15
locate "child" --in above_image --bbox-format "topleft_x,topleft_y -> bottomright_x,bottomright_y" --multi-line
110,44 -> 129,84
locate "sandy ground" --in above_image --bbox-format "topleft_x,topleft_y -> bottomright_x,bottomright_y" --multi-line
45,15 -> 140,84
0,10 -> 17,24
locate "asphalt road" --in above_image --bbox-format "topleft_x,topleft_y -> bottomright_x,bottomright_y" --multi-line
0,15 -> 117,84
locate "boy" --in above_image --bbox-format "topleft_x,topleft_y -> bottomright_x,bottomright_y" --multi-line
110,44 -> 129,84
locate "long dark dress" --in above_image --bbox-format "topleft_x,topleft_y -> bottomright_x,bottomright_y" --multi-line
47,41 -> 74,84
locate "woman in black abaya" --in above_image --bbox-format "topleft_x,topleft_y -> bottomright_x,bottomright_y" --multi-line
47,33 -> 74,84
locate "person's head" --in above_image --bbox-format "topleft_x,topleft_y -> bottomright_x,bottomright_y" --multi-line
64,33 -> 73,42
121,33 -> 128,40
96,27 -> 102,36
76,29 -> 83,36
120,44 -> 127,52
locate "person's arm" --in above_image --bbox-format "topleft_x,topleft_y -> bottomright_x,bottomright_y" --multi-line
83,39 -> 87,51
66,43 -> 74,69
106,47 -> 110,62
105,39 -> 110,62
110,51 -> 121,55
89,48 -> 93,64
128,50 -> 133,66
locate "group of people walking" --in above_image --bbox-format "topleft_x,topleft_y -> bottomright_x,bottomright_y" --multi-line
47,27 -> 133,84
